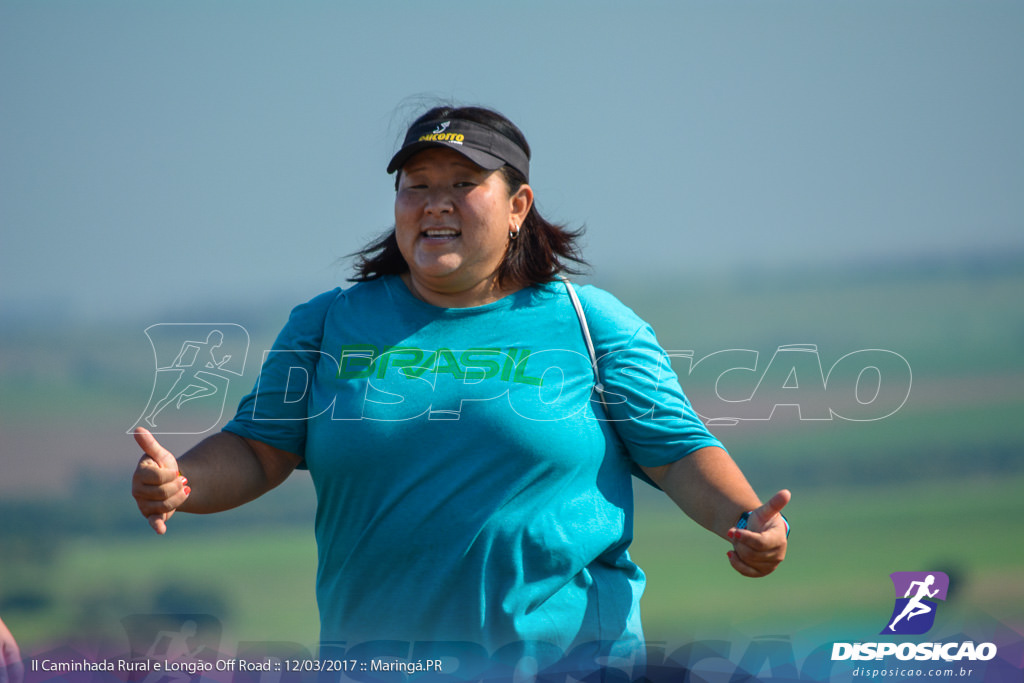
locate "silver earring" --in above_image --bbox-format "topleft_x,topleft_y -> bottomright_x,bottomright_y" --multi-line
509,224 -> 520,240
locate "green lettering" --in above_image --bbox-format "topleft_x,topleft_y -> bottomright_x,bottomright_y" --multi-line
500,347 -> 517,382
513,349 -> 544,386
386,347 -> 425,378
375,345 -> 394,379
336,344 -> 378,379
460,348 -> 502,381
433,349 -> 465,379
406,350 -> 436,378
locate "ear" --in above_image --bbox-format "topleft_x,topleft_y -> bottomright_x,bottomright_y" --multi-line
508,183 -> 534,227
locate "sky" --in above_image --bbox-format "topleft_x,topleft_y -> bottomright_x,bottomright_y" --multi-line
1,0 -> 1022,321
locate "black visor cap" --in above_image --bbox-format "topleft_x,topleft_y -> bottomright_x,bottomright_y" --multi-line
387,118 -> 530,182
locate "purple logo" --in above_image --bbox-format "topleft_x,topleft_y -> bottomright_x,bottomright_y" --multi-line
881,571 -> 949,635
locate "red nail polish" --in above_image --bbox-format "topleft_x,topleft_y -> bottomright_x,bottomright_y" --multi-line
183,485 -> 192,496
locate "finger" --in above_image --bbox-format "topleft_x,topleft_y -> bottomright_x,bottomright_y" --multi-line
133,458 -> 180,487
727,549 -> 780,578
134,479 -> 189,511
134,465 -> 187,493
733,537 -> 787,567
732,521 -> 789,564
731,528 -> 773,552
734,523 -> 787,567
132,466 -> 189,534
134,426 -> 178,471
134,474 -> 190,513
727,549 -> 767,578
132,460 -> 187,502
142,479 -> 189,535
751,489 -> 791,530
0,635 -> 23,683
148,511 -> 173,535
0,660 -> 23,683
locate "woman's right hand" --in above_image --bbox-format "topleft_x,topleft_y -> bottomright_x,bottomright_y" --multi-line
131,427 -> 191,534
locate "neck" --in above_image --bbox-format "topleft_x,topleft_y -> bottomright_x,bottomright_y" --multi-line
401,272 -> 519,308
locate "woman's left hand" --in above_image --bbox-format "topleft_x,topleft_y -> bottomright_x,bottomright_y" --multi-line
725,489 -> 791,577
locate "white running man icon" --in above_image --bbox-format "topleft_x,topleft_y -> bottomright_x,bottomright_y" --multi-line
887,574 -> 940,632
144,330 -> 230,428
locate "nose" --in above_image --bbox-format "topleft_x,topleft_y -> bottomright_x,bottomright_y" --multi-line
424,187 -> 454,215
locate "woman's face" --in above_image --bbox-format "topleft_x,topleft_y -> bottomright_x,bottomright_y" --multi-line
395,147 -> 532,307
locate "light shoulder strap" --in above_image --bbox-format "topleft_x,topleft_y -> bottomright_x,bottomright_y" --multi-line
561,278 -> 665,490
559,276 -> 608,412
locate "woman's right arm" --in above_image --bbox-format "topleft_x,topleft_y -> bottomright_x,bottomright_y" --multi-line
132,289 -> 337,533
131,426 -> 302,534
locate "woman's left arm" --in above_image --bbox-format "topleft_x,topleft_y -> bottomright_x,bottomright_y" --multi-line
640,446 -> 790,578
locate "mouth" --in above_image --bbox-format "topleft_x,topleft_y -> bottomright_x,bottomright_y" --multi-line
421,227 -> 461,241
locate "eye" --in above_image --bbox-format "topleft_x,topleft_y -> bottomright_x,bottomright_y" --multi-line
398,178 -> 428,191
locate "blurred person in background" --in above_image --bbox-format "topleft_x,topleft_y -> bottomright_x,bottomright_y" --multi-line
0,616 -> 23,683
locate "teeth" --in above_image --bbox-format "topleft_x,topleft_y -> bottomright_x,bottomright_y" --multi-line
424,228 -> 458,237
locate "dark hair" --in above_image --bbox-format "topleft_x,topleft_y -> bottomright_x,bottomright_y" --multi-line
350,105 -> 587,287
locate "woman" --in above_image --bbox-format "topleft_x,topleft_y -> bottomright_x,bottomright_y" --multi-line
132,104 -> 790,677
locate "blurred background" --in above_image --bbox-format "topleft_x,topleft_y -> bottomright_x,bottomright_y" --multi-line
1,0 -> 1022,667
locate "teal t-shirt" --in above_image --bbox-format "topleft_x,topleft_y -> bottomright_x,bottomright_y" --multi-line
224,275 -> 722,667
